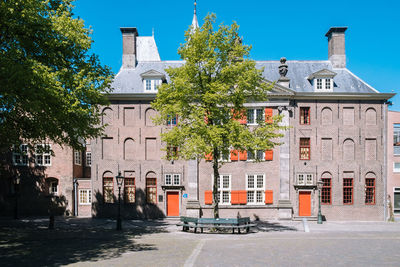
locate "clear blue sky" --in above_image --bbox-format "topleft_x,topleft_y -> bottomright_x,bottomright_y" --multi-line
73,0 -> 400,110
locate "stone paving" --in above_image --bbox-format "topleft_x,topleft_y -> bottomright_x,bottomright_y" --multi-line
1,217 -> 400,267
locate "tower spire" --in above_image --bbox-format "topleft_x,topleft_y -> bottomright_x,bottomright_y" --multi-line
191,0 -> 199,30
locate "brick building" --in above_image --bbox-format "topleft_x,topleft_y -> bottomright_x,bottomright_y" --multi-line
387,111 -> 400,219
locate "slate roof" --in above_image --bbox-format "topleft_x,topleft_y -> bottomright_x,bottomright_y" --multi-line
111,60 -> 379,95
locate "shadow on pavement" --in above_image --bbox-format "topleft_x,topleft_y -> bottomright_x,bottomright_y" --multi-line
0,217 -> 169,267
254,220 -> 298,232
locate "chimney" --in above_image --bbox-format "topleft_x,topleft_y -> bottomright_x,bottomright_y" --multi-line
325,27 -> 347,68
120,27 -> 138,69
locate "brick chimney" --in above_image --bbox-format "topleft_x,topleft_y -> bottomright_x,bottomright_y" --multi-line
325,27 -> 347,68
120,27 -> 138,69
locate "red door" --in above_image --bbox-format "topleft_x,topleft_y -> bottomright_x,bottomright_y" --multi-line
167,192 -> 179,216
299,191 -> 311,216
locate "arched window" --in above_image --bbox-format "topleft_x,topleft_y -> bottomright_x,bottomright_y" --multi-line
365,108 -> 377,126
103,171 -> 114,203
321,107 -> 332,125
46,177 -> 59,196
124,138 -> 135,160
365,172 -> 376,205
102,107 -> 113,126
146,172 -> 157,204
343,139 -> 355,161
321,172 -> 332,205
145,108 -> 157,126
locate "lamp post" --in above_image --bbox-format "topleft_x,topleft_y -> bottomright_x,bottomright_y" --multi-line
14,175 -> 21,220
317,179 -> 324,224
116,172 -> 124,231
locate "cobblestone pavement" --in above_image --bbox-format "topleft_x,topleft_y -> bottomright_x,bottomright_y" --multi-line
1,217 -> 400,267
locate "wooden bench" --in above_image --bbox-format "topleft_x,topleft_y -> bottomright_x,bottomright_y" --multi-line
177,216 -> 255,234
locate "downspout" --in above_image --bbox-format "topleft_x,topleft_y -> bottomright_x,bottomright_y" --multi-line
73,178 -> 79,216
383,103 -> 388,221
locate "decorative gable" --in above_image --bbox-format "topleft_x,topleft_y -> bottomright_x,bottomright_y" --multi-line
140,69 -> 166,80
307,69 -> 337,80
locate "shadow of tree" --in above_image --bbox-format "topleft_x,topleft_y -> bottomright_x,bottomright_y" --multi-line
92,189 -> 165,220
254,220 -> 298,232
0,217 -> 169,266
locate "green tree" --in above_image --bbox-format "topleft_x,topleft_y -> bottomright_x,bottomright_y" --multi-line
152,14 -> 286,218
0,0 -> 112,151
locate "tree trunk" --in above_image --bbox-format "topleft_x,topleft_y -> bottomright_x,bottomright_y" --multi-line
212,147 -> 220,219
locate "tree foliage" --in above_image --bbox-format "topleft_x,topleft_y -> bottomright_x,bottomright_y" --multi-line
152,14 -> 286,218
0,0 -> 113,150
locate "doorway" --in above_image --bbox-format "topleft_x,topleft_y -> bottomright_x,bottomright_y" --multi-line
299,191 -> 311,216
166,191 -> 179,216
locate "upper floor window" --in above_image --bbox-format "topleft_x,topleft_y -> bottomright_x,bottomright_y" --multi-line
143,79 -> 161,92
299,138 -> 310,160
394,124 -> 400,155
297,173 -> 313,186
247,150 -> 264,161
314,78 -> 333,91
247,108 -> 263,125
13,144 -> 28,166
35,144 -> 51,166
74,151 -> 81,165
165,174 -> 181,186
86,152 -> 91,166
167,114 -> 178,126
300,107 -> 310,125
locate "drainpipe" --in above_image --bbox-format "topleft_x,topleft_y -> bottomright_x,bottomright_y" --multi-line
73,178 -> 79,216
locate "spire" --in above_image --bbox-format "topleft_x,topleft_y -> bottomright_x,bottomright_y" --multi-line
191,0 -> 199,30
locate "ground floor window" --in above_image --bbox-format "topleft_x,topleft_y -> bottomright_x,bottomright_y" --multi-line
146,175 -> 157,204
216,175 -> 231,204
49,181 -> 58,195
365,177 -> 375,205
321,174 -> 331,205
103,177 -> 114,203
394,188 -> 400,214
124,178 -> 135,203
343,178 -> 353,205
246,174 -> 265,204
79,189 -> 92,204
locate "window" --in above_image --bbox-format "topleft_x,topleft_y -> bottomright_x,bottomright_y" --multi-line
49,181 -> 58,195
343,178 -> 353,205
144,79 -> 161,92
316,79 -> 322,89
300,107 -> 310,125
365,178 -> 375,205
216,175 -> 231,204
315,78 -> 333,91
247,150 -> 264,161
35,144 -> 51,166
146,174 -> 157,204
13,144 -> 28,166
247,108 -> 263,125
124,178 -> 135,203
74,151 -> 81,165
321,176 -> 331,205
165,174 -> 181,186
300,138 -> 310,160
297,174 -> 313,186
394,124 -> 400,155
86,152 -> 91,166
79,189 -> 92,204
325,79 -> 331,89
394,187 -> 400,214
247,174 -> 265,204
103,177 -> 114,203
167,115 -> 178,126
167,146 -> 178,160
394,162 -> 400,173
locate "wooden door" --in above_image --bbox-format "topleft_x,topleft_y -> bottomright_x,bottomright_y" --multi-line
299,191 -> 311,216
167,192 -> 179,216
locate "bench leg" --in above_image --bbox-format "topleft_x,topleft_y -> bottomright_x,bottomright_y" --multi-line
232,228 -> 234,234
194,227 -> 197,233
238,228 -> 241,234
246,226 -> 250,233
201,227 -> 203,233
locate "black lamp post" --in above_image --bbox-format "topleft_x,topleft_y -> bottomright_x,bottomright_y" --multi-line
14,175 -> 21,220
317,179 -> 324,224
116,171 -> 124,231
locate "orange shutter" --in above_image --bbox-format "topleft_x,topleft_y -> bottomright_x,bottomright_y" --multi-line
265,190 -> 273,204
205,153 -> 213,161
265,150 -> 273,161
231,191 -> 239,204
205,190 -> 213,205
239,151 -> 247,161
265,108 -> 273,123
238,190 -> 247,204
204,115 -> 209,124
239,110 -> 247,124
230,150 -> 238,161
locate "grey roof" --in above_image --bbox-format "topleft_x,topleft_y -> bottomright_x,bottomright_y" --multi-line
136,37 -> 160,61
111,60 -> 379,95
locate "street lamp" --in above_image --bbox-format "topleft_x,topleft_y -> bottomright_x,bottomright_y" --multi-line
116,171 -> 124,230
14,175 -> 21,220
317,179 -> 324,224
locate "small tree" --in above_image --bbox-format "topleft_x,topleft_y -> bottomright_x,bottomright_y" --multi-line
0,0 -> 112,151
152,14 -> 285,218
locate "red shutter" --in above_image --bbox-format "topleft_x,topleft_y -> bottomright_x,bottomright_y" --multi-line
230,150 -> 238,161
265,150 -> 273,161
205,153 -> 213,161
265,190 -> 273,204
231,190 -> 247,204
239,151 -> 247,161
231,191 -> 239,204
239,110 -> 247,124
205,191 -> 213,205
238,190 -> 247,204
265,108 -> 273,123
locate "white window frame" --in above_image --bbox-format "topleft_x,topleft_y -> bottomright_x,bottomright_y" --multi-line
79,189 -> 92,205
314,78 -> 333,92
165,174 -> 181,186
246,174 -> 265,205
297,173 -> 314,186
74,151 -> 81,165
143,79 -> 161,92
214,174 -> 231,205
35,144 -> 51,166
218,152 -> 231,162
394,162 -> 400,173
13,144 -> 28,166
49,181 -> 58,195
86,152 -> 91,166
246,108 -> 264,125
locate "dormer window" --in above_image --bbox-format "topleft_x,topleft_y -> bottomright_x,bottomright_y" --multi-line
314,78 -> 332,91
140,69 -> 165,93
143,79 -> 161,92
308,69 -> 336,92
317,79 -> 323,90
